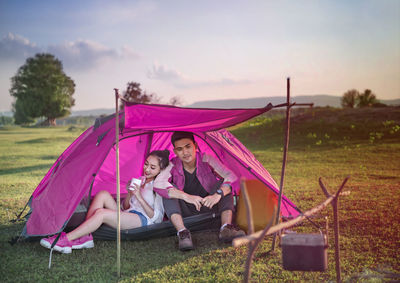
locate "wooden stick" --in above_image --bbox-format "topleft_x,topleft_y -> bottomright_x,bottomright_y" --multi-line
321,176 -> 349,283
240,179 -> 254,283
272,77 -> 291,251
233,183 -> 342,247
319,177 -> 331,198
272,102 -> 297,108
114,89 -> 121,278
243,213 -> 275,283
237,176 -> 349,282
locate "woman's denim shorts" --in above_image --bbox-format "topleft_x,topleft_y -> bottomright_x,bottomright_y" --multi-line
128,210 -> 148,227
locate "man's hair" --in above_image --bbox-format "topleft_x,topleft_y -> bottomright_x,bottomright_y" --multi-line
171,131 -> 195,146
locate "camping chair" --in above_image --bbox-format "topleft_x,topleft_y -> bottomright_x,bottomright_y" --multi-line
236,179 -> 278,234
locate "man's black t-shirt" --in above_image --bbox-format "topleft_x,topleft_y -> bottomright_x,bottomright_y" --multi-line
183,168 -> 209,198
182,168 -> 217,214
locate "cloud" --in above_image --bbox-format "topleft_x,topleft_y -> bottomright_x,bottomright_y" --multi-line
0,33 -> 140,70
147,62 -> 184,81
147,62 -> 252,88
48,40 -> 140,70
120,45 -> 141,58
0,33 -> 41,60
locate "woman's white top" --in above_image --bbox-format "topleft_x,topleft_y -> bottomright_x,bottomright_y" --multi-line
123,179 -> 164,225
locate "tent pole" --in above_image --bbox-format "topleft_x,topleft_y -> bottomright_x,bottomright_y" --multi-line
271,77 -> 291,251
114,89 -> 121,277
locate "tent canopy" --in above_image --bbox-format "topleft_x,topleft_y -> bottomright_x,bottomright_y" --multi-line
124,102 -> 273,131
24,102 -> 299,237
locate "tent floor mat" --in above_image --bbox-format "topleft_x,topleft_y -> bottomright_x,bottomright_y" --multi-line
92,212 -> 221,241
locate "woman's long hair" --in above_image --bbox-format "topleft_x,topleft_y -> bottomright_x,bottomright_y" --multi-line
147,150 -> 170,170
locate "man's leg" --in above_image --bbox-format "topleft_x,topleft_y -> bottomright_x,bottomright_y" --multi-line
163,198 -> 194,251
217,193 -> 235,225
221,209 -> 233,226
163,198 -> 185,230
163,197 -> 203,230
170,213 -> 186,231
217,193 -> 246,242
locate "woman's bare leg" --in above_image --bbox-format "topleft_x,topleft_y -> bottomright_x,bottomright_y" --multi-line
86,190 -> 118,219
67,209 -> 142,241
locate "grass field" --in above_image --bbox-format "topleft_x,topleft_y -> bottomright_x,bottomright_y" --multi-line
0,107 -> 399,282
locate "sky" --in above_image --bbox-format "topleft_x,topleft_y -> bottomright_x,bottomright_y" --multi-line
0,0 -> 399,111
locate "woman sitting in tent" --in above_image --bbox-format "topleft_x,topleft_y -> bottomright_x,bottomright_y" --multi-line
40,150 -> 170,254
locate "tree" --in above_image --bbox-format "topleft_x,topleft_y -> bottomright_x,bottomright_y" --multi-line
357,89 -> 377,108
121,81 -> 183,108
341,89 -> 359,108
122,82 -> 159,104
121,81 -> 162,110
10,53 -> 75,125
169,96 -> 183,106
0,115 -> 14,126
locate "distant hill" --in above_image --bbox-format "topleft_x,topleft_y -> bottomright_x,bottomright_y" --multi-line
0,109 -> 115,117
1,95 -> 398,118
187,95 -> 400,109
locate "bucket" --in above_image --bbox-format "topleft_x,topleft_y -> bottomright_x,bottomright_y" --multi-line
281,233 -> 328,271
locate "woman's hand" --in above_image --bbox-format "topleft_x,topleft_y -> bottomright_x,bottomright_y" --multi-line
133,184 -> 143,199
123,181 -> 137,210
128,182 -> 141,197
125,182 -> 132,196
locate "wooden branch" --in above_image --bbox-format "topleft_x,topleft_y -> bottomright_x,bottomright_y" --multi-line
233,183 -> 342,247
319,176 -> 350,199
114,88 -> 121,278
238,175 -> 351,283
334,177 -> 350,198
272,78 -> 292,251
273,102 -> 296,108
332,176 -> 349,283
319,178 -> 331,198
273,102 -> 313,109
242,205 -> 276,283
236,177 -> 350,283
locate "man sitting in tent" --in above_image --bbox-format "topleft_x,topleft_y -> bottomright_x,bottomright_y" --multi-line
154,131 -> 245,251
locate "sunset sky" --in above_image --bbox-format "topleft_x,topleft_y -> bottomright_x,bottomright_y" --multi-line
1,0 -> 399,111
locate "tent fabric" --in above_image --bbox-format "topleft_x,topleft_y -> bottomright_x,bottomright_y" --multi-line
23,103 -> 300,238
124,102 -> 273,131
26,117 -> 117,236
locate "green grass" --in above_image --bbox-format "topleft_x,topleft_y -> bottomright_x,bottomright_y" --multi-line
0,107 -> 399,282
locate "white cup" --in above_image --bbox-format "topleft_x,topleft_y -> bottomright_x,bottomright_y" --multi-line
128,178 -> 142,191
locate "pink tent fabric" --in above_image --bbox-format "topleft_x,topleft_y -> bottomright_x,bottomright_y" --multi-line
25,103 -> 299,237
124,103 -> 273,131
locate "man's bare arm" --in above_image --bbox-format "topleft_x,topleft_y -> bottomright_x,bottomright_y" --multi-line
168,188 -> 203,211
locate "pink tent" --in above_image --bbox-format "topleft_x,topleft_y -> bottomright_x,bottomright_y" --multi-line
22,102 -> 300,238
